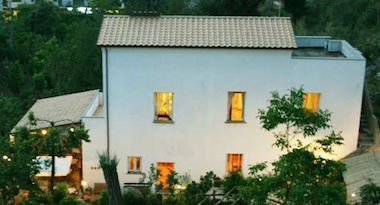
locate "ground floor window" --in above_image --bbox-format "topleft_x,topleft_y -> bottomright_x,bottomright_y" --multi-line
128,156 -> 141,173
157,162 -> 174,188
226,153 -> 243,173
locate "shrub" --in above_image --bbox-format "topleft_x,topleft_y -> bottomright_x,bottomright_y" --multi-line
357,180 -> 380,205
97,190 -> 109,205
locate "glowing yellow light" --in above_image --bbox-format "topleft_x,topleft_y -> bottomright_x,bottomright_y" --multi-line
7,158 -> 11,162
70,127 -> 75,132
3,155 -> 8,160
81,181 -> 88,187
351,193 -> 356,197
41,129 -> 48,135
9,134 -> 15,142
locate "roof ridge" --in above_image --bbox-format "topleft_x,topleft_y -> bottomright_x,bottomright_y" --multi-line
104,15 -> 291,19
36,89 -> 99,102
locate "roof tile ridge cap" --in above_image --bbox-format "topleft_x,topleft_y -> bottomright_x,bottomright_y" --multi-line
36,90 -> 98,101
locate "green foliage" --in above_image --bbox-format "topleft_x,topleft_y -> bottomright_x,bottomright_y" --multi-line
183,171 -> 217,205
52,182 -> 69,204
166,170 -> 179,194
0,97 -> 23,136
236,87 -> 347,204
97,190 -> 109,205
90,0 -> 120,13
283,0 -> 306,20
222,171 -> 246,193
0,127 -> 40,205
20,183 -> 82,205
240,149 -> 347,205
357,180 -> 380,205
26,1 -> 61,37
195,0 -> 261,16
258,87 -> 342,152
146,163 -> 162,192
28,112 -> 90,157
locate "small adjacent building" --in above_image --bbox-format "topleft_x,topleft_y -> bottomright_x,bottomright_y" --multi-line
13,89 -> 100,192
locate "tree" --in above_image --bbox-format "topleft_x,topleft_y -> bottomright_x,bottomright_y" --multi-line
0,97 -> 23,136
99,154 -> 123,205
195,0 -> 262,16
238,87 -> 346,204
356,180 -> 380,205
282,0 -> 306,20
0,127 -> 40,205
28,112 -> 90,194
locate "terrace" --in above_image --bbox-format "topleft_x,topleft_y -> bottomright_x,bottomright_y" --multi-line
292,36 -> 365,60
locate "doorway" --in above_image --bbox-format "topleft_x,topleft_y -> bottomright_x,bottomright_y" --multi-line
157,162 -> 174,188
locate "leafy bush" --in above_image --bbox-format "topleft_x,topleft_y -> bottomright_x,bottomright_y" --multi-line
122,191 -> 145,205
356,180 -> 380,205
52,182 -> 69,204
183,171 -> 217,205
96,190 -> 109,205
58,196 -> 81,205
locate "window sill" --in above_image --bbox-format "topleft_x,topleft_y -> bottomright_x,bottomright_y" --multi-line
225,120 -> 246,124
153,120 -> 175,124
127,171 -> 143,175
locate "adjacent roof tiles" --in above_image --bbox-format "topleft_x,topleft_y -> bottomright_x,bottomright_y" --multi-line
13,90 -> 99,131
97,15 -> 297,48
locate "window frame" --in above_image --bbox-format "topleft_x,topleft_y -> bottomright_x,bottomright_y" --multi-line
226,91 -> 246,123
127,156 -> 142,174
226,153 -> 243,174
302,92 -> 321,113
153,92 -> 174,123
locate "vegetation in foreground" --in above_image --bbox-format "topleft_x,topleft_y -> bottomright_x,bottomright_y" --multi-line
1,87 -> 379,204
93,88 -> 374,205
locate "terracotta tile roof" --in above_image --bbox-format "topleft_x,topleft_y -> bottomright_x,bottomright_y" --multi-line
97,15 -> 297,48
13,90 -> 99,131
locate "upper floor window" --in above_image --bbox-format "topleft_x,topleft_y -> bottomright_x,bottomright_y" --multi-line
128,156 -> 141,173
226,153 -> 243,173
154,92 -> 173,122
303,93 -> 320,113
227,92 -> 245,122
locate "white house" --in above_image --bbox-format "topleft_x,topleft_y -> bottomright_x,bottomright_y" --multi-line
78,15 -> 367,189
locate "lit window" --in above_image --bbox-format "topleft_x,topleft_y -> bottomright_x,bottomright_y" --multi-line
154,92 -> 173,122
226,153 -> 243,173
227,92 -> 245,122
157,162 -> 174,188
128,156 -> 141,173
303,93 -> 320,113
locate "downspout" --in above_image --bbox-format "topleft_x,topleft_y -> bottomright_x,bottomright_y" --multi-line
105,47 -> 110,158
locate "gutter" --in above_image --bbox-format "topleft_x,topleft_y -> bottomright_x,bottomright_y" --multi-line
105,47 -> 110,158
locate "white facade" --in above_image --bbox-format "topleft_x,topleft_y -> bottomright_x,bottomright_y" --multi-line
82,37 -> 366,187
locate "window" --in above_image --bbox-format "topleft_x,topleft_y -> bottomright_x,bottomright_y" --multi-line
154,92 -> 173,122
303,93 -> 320,113
128,156 -> 141,173
157,162 -> 174,188
226,154 -> 243,173
227,92 -> 245,122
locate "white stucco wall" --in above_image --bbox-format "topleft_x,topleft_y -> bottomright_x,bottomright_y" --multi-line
85,47 -> 365,186
82,117 -> 106,187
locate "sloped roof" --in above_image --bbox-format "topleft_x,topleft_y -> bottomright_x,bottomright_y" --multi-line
97,15 -> 297,48
13,90 -> 99,131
